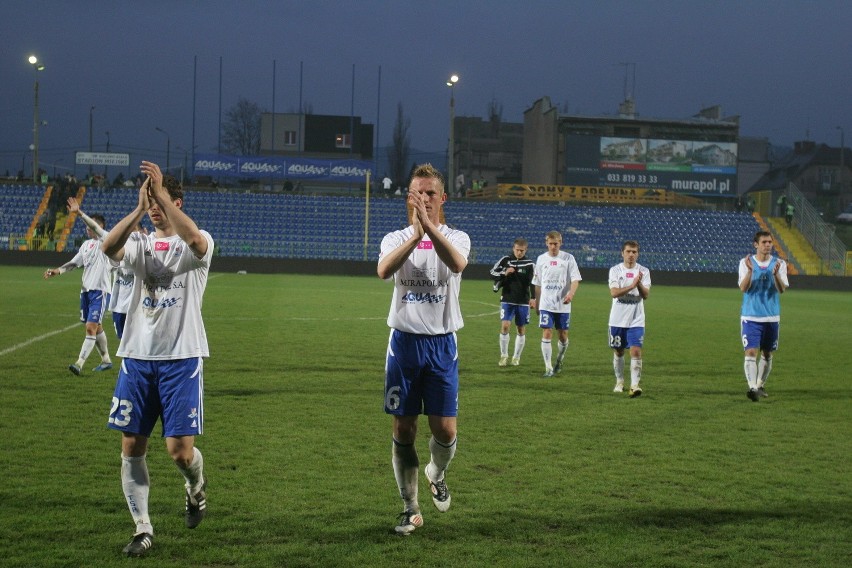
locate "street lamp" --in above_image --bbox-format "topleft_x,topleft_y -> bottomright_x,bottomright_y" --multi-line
838,126 -> 845,194
155,126 -> 171,172
446,74 -> 459,195
28,55 -> 45,184
89,105 -> 95,176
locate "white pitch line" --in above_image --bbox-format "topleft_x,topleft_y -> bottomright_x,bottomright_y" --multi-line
0,323 -> 80,357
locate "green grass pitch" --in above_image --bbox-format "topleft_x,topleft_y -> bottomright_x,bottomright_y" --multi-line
0,265 -> 850,567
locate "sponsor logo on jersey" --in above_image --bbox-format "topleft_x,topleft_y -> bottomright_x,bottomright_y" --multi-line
626,272 -> 635,278
417,241 -> 434,249
550,260 -> 558,265
401,291 -> 445,304
155,241 -> 170,251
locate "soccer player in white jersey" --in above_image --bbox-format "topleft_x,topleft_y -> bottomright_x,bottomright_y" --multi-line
108,223 -> 147,340
101,162 -> 213,557
378,163 -> 470,535
532,231 -> 582,377
44,196 -> 113,375
738,231 -> 789,402
608,240 -> 651,397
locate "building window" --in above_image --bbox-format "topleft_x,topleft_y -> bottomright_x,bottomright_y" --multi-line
335,133 -> 352,149
283,131 -> 297,146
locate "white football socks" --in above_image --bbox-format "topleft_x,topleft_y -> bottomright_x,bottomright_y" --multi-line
630,358 -> 642,388
95,330 -> 111,363
757,355 -> 773,388
744,356 -> 758,389
513,335 -> 526,359
541,339 -> 552,369
176,447 -> 205,494
76,335 -> 96,367
427,436 -> 457,482
392,439 -> 419,512
121,454 -> 152,535
499,333 -> 510,357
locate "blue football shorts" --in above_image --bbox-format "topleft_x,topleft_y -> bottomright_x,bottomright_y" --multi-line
501,302 -> 530,326
79,290 -> 107,324
741,320 -> 780,352
608,326 -> 645,349
539,310 -> 570,330
384,329 -> 459,417
108,357 -> 205,438
112,312 -> 127,339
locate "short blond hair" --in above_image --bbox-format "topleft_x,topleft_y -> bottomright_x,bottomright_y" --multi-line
409,163 -> 445,193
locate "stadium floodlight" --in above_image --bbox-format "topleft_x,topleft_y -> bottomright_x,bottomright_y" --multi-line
28,55 -> 45,184
447,74 -> 459,191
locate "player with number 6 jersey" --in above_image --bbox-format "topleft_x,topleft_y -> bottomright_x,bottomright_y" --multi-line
378,163 -> 470,535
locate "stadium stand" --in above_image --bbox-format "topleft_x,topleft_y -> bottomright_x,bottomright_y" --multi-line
12,185 -> 761,273
0,184 -> 46,249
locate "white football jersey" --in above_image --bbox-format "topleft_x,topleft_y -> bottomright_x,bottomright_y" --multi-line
116,230 -> 214,360
71,237 -> 112,292
380,224 -> 471,335
608,262 -> 651,328
532,250 -> 582,313
108,265 -> 135,314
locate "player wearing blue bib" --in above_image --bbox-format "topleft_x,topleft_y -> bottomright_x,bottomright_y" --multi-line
102,162 -> 212,557
378,164 -> 470,536
738,231 -> 789,402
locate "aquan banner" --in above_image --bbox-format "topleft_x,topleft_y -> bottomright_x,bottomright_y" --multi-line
193,154 -> 372,182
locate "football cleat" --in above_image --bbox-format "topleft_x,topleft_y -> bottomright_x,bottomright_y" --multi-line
498,356 -> 508,367
629,387 -> 642,398
424,466 -> 451,512
542,369 -> 554,378
68,364 -> 82,376
395,510 -> 424,535
122,532 -> 153,557
553,358 -> 564,374
757,387 -> 768,398
746,389 -> 760,402
185,476 -> 207,529
613,383 -> 624,393
93,362 -> 113,372
511,357 -> 520,366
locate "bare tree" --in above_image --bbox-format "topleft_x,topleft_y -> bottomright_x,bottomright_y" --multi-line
386,102 -> 410,190
222,97 -> 263,155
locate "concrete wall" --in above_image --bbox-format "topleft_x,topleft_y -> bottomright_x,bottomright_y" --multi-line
6,250 -> 849,291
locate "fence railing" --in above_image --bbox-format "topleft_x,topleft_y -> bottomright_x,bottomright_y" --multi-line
787,184 -> 847,276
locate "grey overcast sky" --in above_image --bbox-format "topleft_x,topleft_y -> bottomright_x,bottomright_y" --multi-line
1,0 -> 850,178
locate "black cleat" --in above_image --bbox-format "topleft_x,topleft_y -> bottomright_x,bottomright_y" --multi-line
185,476 -> 207,529
746,389 -> 760,402
756,387 -> 768,398
122,532 -> 153,557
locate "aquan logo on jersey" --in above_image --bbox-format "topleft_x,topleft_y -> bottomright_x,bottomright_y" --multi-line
402,291 -> 445,304
155,241 -> 170,251
626,272 -> 635,279
417,241 -> 434,250
550,260 -> 558,266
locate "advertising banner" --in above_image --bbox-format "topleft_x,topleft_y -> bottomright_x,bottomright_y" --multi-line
193,153 -> 372,183
564,135 -> 737,195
